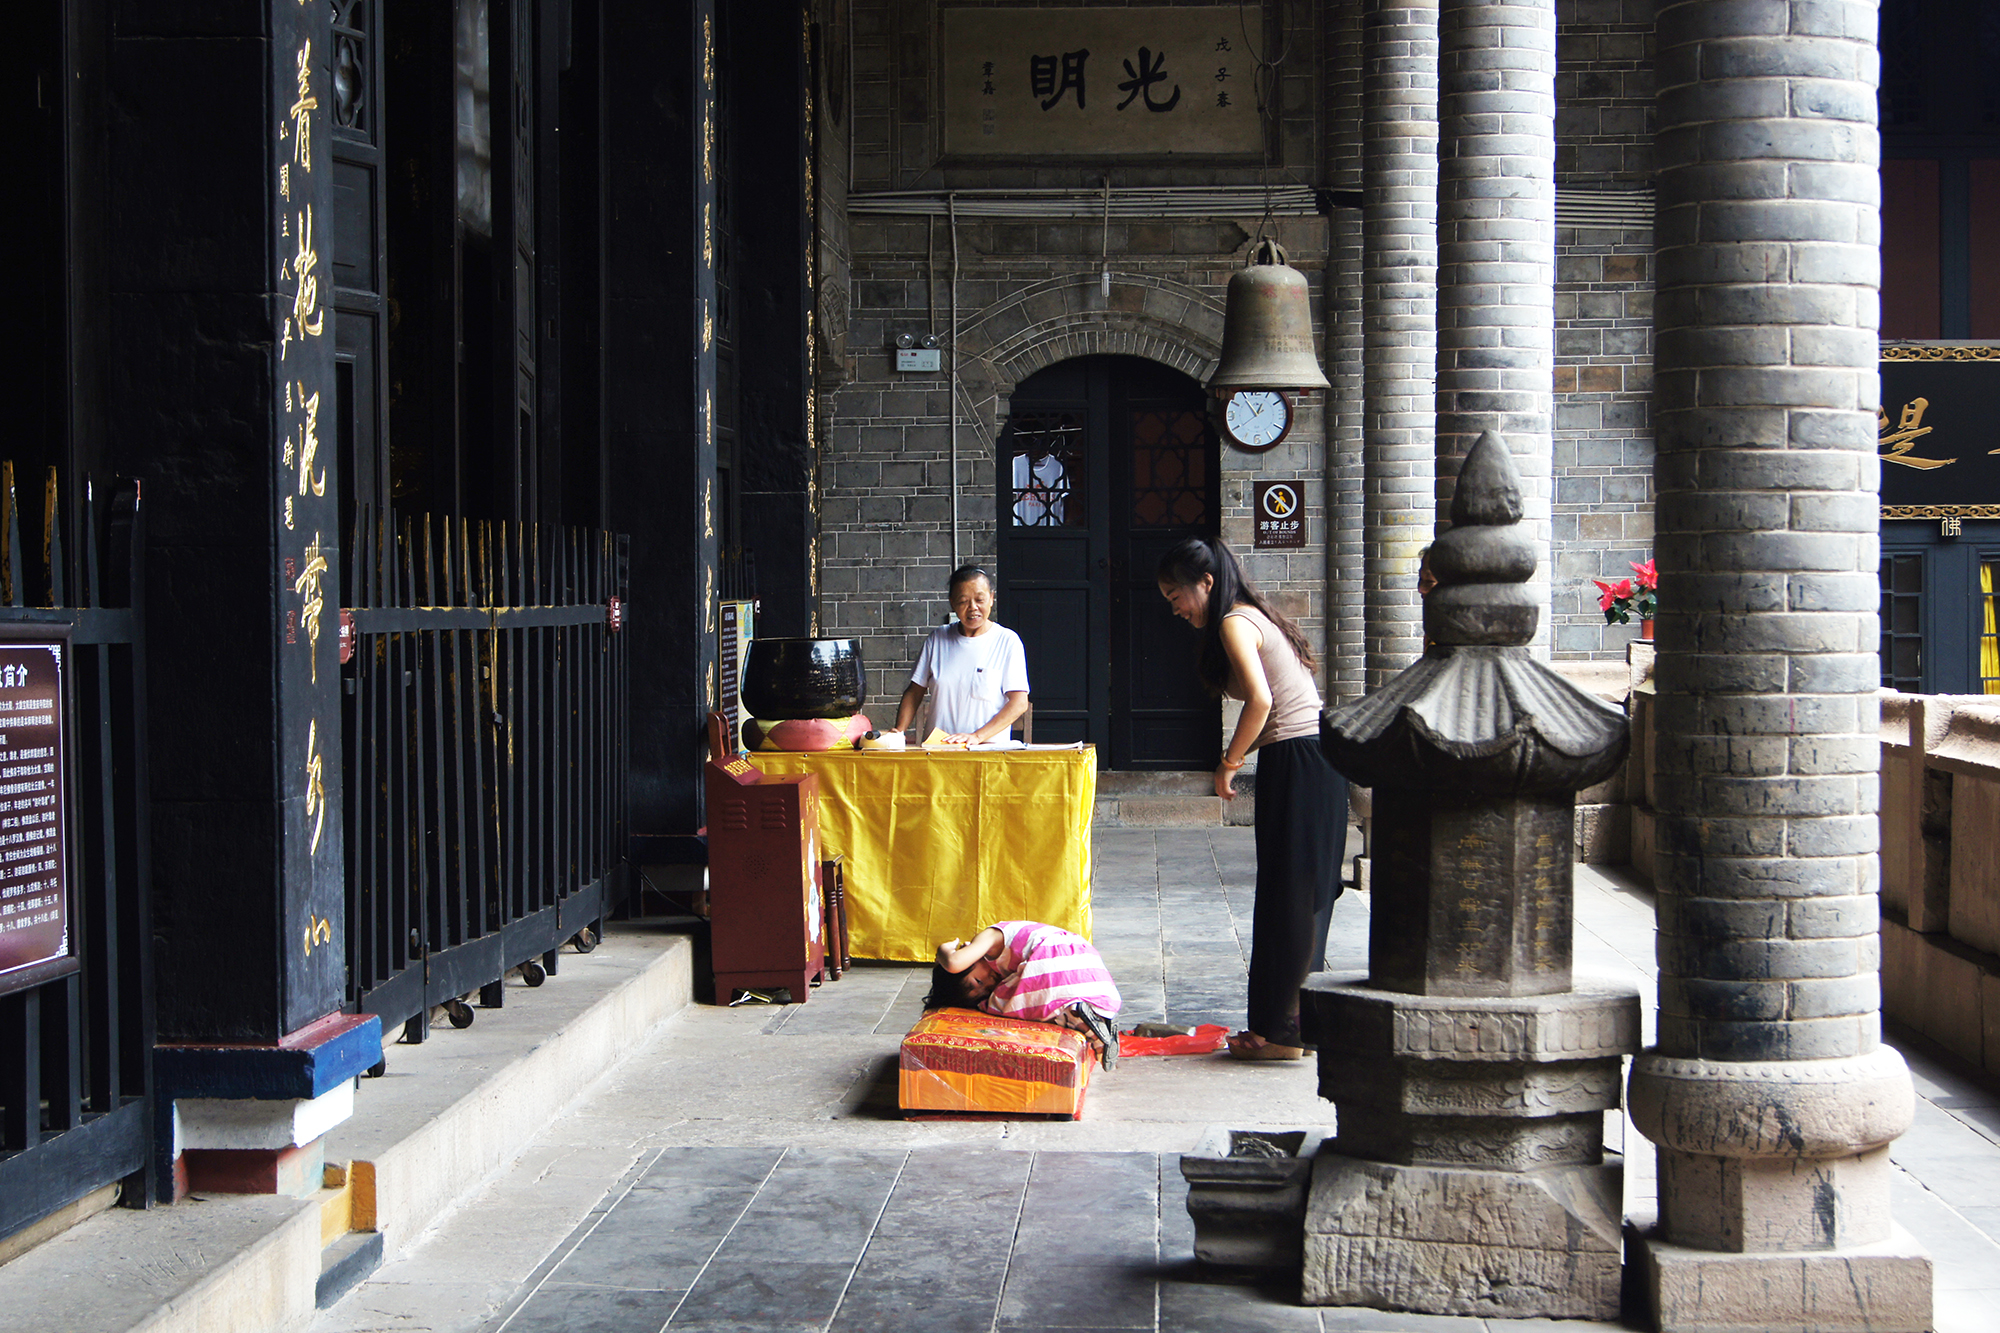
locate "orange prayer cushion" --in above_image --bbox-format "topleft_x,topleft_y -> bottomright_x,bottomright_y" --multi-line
899,1008 -> 1093,1118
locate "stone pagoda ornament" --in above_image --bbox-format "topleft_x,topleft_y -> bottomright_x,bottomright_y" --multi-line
1306,433 -> 1641,1319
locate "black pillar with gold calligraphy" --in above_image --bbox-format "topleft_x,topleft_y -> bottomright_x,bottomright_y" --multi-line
605,0 -> 719,839
272,0 -> 346,1037
102,0 -> 344,1042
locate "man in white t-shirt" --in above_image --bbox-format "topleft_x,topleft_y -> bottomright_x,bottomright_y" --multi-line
892,565 -> 1031,744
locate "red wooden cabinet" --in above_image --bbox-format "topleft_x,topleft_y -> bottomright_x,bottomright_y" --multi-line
704,756 -> 826,1005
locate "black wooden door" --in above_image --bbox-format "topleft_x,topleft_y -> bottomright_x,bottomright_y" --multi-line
1880,520 -> 2000,694
382,0 -> 558,524
331,0 -> 389,543
998,357 -> 1218,768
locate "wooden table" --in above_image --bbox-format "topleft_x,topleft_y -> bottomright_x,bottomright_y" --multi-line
750,746 -> 1096,961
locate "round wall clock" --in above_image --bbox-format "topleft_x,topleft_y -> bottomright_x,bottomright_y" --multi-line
1218,389 -> 1293,453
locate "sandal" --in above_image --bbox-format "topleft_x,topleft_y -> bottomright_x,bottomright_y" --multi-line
1068,1002 -> 1120,1071
1225,1031 -> 1306,1061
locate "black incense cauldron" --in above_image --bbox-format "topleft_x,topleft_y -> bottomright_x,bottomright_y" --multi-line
740,637 -> 866,720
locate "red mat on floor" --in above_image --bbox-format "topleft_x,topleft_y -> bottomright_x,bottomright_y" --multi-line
1116,1023 -> 1229,1057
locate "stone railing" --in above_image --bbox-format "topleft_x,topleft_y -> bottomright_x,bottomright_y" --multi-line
1878,691 -> 2000,1077
1627,677 -> 2000,1080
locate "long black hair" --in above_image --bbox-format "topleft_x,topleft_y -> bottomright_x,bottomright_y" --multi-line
1156,536 -> 1315,697
924,963 -> 980,1010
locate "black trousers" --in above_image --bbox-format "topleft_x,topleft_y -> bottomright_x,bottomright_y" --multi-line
1246,735 -> 1348,1047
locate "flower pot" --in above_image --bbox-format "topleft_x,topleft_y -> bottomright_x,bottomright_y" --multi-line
740,637 -> 866,720
1639,618 -> 1654,640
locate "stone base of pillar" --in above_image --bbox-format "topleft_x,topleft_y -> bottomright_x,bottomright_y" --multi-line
1633,1219 -> 1933,1333
1301,1152 -> 1623,1318
1179,1126 -> 1326,1268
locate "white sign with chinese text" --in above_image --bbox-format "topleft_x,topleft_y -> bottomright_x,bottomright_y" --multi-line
942,7 -> 1264,157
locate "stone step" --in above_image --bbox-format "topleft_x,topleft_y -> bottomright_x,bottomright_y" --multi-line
1093,770 -> 1256,827
1095,793 -> 1226,827
1093,770 -> 1217,797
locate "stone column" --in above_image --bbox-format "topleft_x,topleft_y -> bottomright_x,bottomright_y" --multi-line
1327,0 -> 1365,708
1629,1 -> 1933,1328
1362,0 -> 1438,688
1434,0 -> 1555,653
1328,212 -> 1366,707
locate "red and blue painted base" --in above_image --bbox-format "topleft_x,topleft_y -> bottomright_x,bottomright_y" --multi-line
154,1012 -> 382,1203
181,1139 -> 328,1200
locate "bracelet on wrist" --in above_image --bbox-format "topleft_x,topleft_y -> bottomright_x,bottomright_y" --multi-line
1219,756 -> 1245,770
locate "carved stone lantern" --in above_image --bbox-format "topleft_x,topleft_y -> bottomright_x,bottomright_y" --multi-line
1303,433 -> 1642,1319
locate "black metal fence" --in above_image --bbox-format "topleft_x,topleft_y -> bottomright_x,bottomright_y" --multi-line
0,472 -> 153,1242
343,511 -> 630,1042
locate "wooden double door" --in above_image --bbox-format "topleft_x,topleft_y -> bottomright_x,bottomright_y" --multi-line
996,356 -> 1219,769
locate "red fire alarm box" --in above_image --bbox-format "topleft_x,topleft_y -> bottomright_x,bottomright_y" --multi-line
705,755 -> 826,1005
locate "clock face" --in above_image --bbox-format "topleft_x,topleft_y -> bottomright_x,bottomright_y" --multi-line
1222,390 -> 1290,451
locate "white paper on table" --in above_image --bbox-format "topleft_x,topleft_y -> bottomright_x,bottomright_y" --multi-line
919,729 -> 1024,751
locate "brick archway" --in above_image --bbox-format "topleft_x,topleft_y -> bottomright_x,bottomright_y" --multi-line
953,273 -> 1226,441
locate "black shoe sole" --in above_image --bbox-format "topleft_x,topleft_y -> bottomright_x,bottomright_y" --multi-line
1072,1003 -> 1119,1070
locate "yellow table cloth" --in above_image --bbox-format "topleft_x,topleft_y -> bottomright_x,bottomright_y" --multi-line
750,746 -> 1096,961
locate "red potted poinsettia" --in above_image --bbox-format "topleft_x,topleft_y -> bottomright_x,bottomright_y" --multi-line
1595,559 -> 1657,638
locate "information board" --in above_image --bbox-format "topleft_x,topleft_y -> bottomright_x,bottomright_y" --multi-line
0,631 -> 71,996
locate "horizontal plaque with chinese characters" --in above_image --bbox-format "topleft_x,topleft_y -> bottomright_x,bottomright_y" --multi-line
1254,480 -> 1305,549
1879,349 -> 2000,514
0,633 -> 71,997
942,6 -> 1263,157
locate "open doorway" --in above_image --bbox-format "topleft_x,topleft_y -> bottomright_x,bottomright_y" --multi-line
996,355 -> 1220,769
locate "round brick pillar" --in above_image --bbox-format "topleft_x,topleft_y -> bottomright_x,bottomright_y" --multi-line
1362,0 -> 1438,687
1630,1 -> 1932,1326
1434,0 -> 1555,653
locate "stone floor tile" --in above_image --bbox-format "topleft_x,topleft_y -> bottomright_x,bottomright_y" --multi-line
1955,1204 -> 2000,1244
1933,1286 -> 2000,1333
319,1278 -> 513,1333
828,1288 -> 1003,1333
315,829 -> 2000,1333
855,1230 -> 1017,1281
500,1282 -> 686,1333
1887,1170 -> 2000,1283
665,1261 -> 859,1331
1157,1267 -> 1323,1330
558,1195 -> 754,1274
1948,1101 -> 2000,1144
634,1147 -> 786,1189
994,1259 -> 1163,1329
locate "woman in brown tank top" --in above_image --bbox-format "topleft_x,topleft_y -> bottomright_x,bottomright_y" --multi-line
1157,537 -> 1349,1060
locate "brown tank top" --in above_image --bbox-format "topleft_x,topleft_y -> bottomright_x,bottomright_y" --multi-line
1222,605 -> 1322,750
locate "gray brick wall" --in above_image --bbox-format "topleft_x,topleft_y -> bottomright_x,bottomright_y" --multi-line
1553,230 -> 1656,656
1554,0 -> 1654,184
825,0 -> 1669,704
829,0 -> 1334,726
1551,0 -> 1658,658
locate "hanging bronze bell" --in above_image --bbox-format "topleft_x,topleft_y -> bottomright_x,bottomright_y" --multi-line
1207,238 -> 1331,393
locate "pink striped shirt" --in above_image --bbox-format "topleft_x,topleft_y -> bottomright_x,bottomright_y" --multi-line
982,921 -> 1121,1023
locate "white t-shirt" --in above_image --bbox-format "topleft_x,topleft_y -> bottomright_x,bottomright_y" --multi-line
910,623 -> 1030,736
